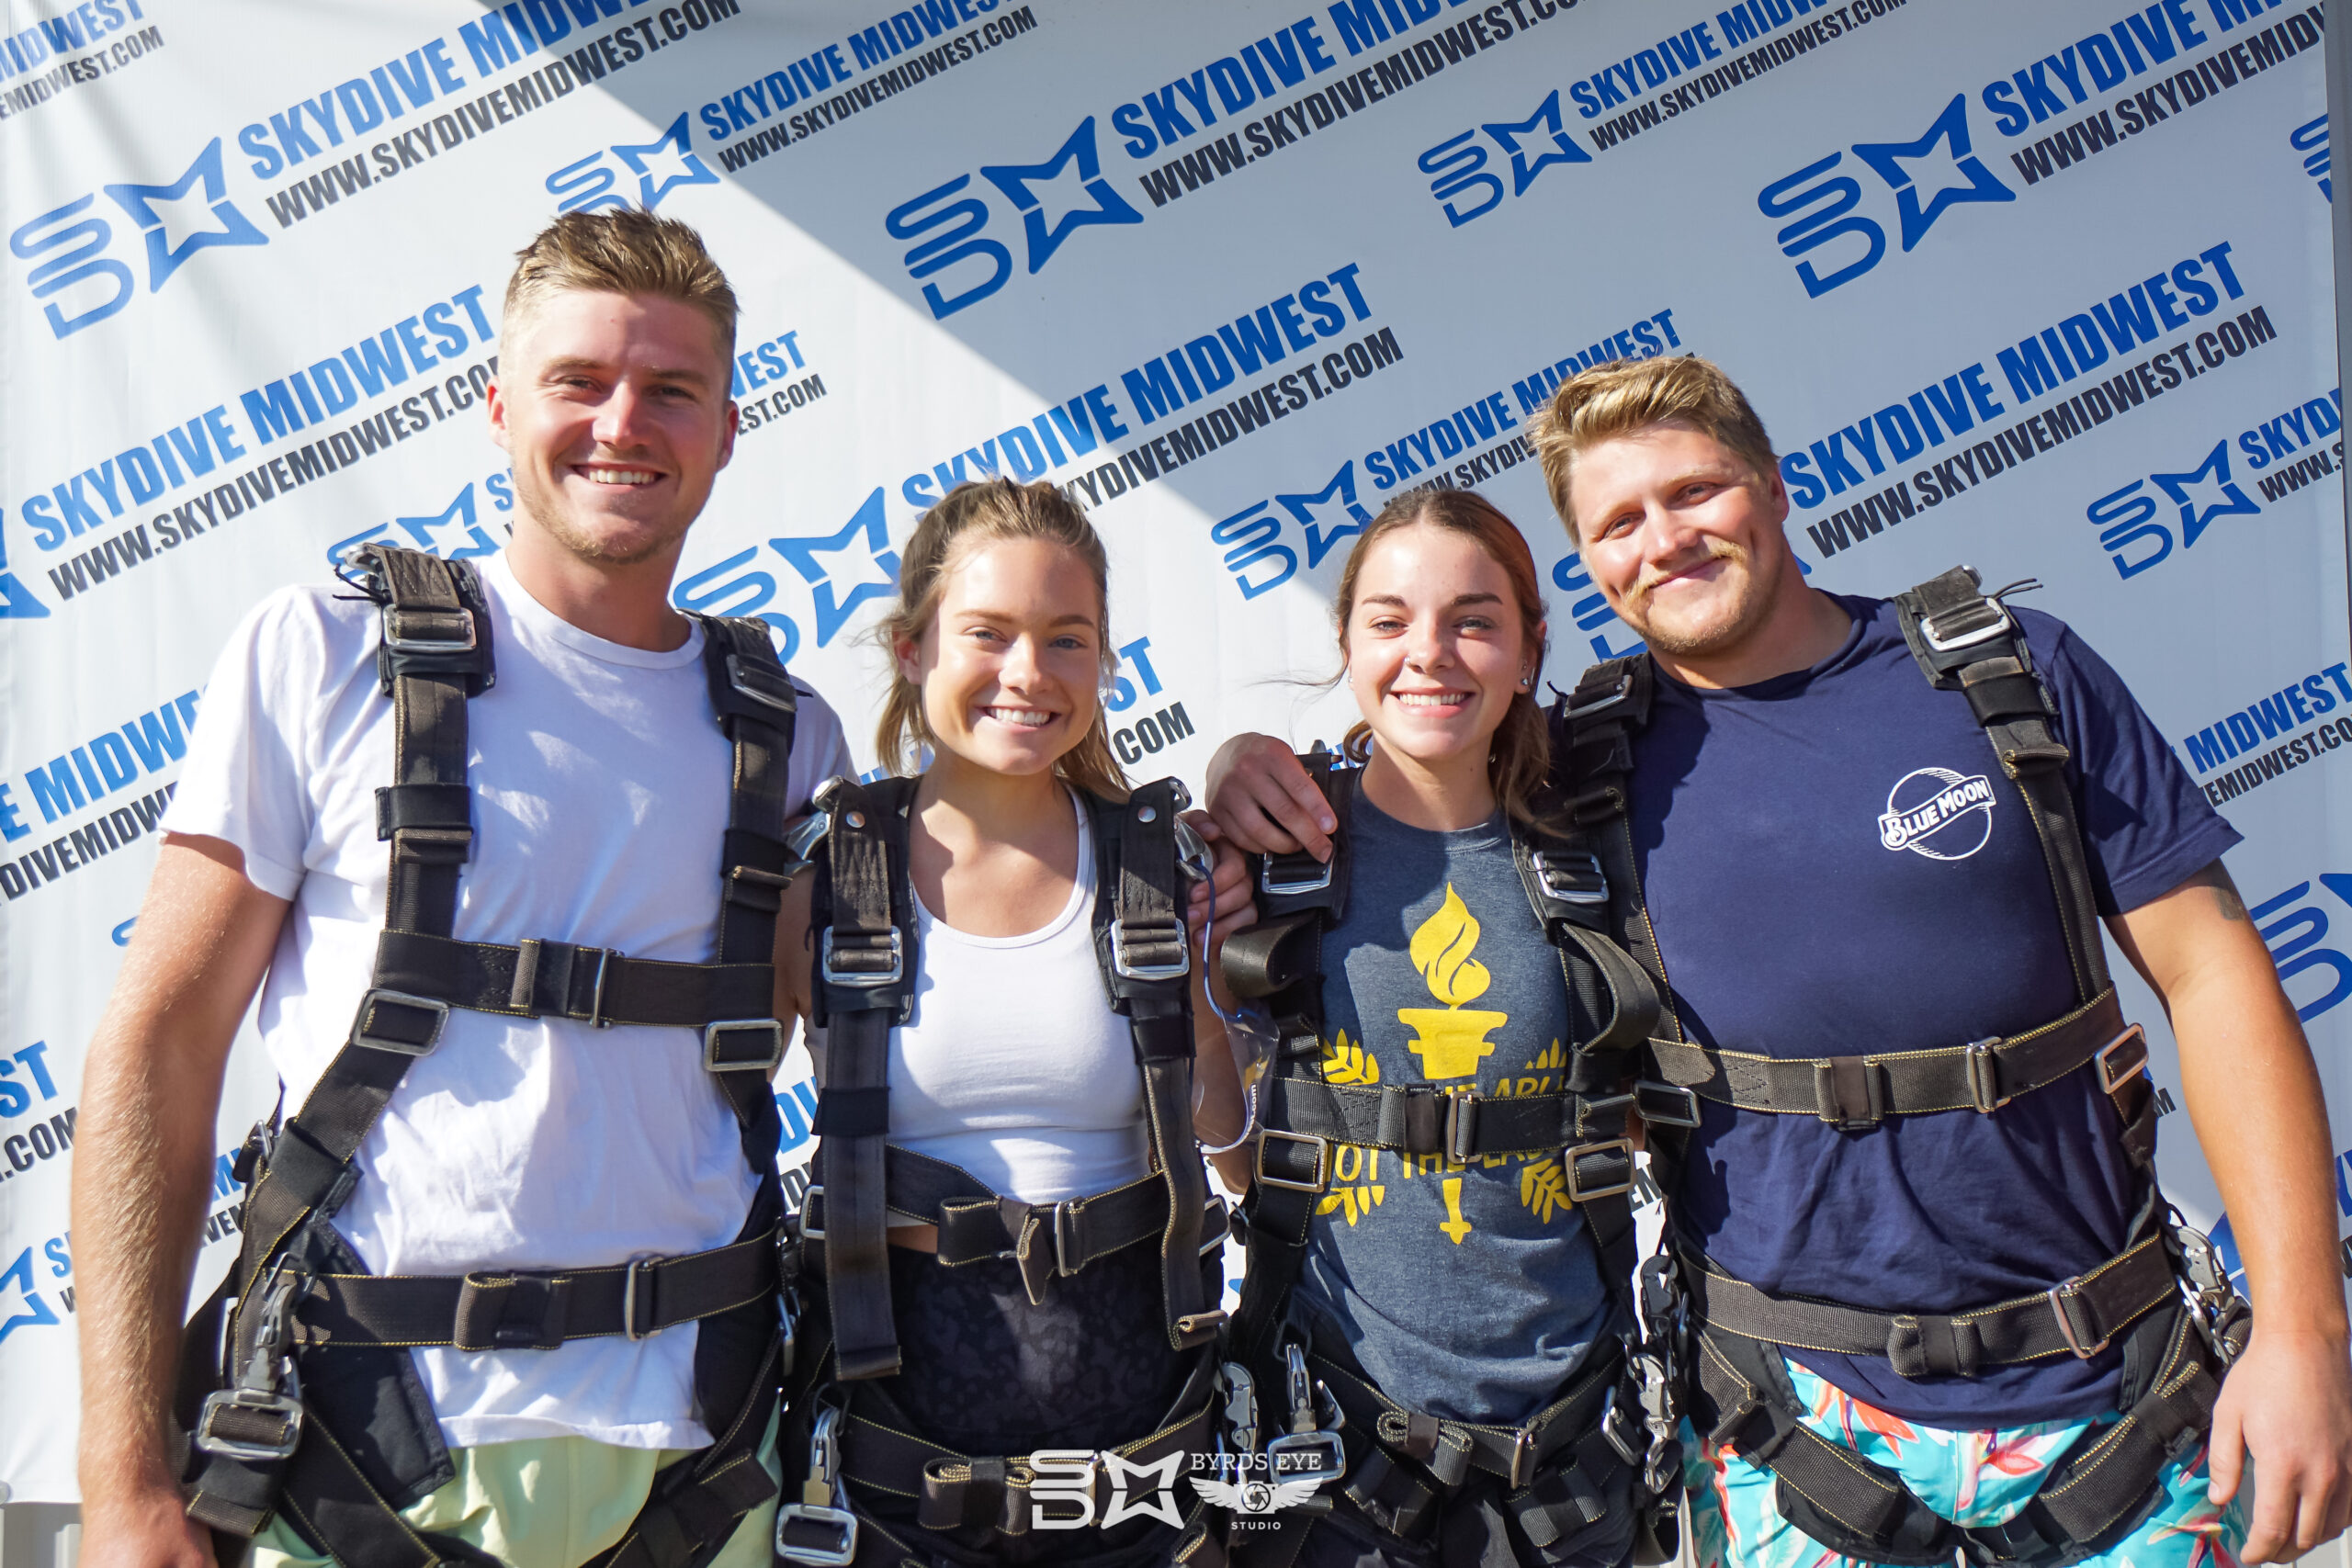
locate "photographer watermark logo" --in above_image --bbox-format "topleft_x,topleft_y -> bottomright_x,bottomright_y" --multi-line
1878,767 -> 1996,861
1028,1449 -> 1336,1529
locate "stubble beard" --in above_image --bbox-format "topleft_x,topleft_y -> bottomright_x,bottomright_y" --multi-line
1620,536 -> 1778,659
514,473 -> 686,569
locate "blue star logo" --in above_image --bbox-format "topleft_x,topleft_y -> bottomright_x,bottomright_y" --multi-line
0,1247 -> 61,1347
2150,440 -> 2260,548
1850,95 -> 2013,252
1482,89 -> 1590,196
101,138 -> 266,293
1275,462 -> 1373,570
613,113 -> 718,209
771,487 -> 899,647
396,484 -> 501,559
979,118 -> 1143,275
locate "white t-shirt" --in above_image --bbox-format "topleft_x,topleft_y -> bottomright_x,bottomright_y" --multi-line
163,550 -> 851,1450
885,790 -> 1150,1207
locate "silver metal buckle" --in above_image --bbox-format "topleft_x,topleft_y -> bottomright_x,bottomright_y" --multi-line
384,607 -> 478,655
725,653 -> 797,713
1111,922 -> 1190,982
1532,850 -> 1608,905
194,1387 -> 303,1461
705,1018 -> 787,1073
1260,856 -> 1334,897
1267,1428 -> 1346,1485
1963,1037 -> 2009,1113
1442,1089 -> 1479,1165
820,927 -> 903,987
797,1185 -> 825,1242
1565,669 -> 1634,719
1565,1138 -> 1635,1201
2048,1276 -> 2110,1359
2096,1024 -> 2148,1095
776,1407 -> 858,1565
1920,597 -> 2011,653
622,1256 -> 662,1342
584,945 -> 617,1028
1256,1128 -> 1331,1193
349,989 -> 450,1056
1634,1080 -> 1701,1129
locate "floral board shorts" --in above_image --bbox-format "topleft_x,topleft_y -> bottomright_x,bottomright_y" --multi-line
1683,1361 -> 2248,1568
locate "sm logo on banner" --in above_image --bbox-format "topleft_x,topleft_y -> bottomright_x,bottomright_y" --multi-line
1551,553 -> 1644,664
2086,440 -> 2262,580
9,137 -> 268,338
1757,94 -> 2013,298
885,116 -> 1143,319
2253,874 -> 2352,1024
326,475 -> 515,570
545,111 -> 719,215
1207,459 -> 1381,602
1416,87 -> 1591,227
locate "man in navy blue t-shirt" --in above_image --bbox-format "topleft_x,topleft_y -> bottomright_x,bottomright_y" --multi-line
1207,355 -> 2351,1567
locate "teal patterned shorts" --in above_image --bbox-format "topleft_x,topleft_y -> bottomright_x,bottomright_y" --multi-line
1683,1361 -> 2248,1568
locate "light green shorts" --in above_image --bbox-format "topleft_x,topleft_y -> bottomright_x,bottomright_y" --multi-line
252,1425 -> 779,1568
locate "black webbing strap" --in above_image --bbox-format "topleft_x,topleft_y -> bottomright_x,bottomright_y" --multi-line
797,1146 -> 1223,1308
295,1228 -> 779,1349
366,932 -> 774,1028
1091,779 -> 1221,1349
1645,988 -> 2139,1127
899,1395 -> 1218,1536
1685,1230 -> 2177,1379
811,774 -> 916,1382
1695,1299 -> 2241,1562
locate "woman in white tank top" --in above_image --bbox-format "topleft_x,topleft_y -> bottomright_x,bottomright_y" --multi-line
773,478 -> 1253,1566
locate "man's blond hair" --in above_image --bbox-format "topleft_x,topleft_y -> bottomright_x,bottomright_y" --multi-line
503,207 -> 738,363
1529,355 -> 1778,534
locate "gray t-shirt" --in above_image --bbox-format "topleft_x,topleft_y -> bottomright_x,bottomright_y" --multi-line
1293,795 -> 1618,1424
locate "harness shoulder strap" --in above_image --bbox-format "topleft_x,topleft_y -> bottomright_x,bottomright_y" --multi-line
1087,779 -> 1223,1349
809,773 -> 919,1382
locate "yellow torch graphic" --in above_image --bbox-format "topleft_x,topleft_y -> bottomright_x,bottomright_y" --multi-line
1397,885 -> 1508,1081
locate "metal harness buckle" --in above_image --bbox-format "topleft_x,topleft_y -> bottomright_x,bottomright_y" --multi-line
349,989 -> 450,1056
1256,1127 -> 1332,1193
1531,850 -> 1608,905
725,652 -> 797,713
2096,1024 -> 2149,1095
820,927 -> 903,987
797,1185 -> 825,1242
1566,1138 -> 1636,1201
1963,1037 -> 2009,1113
1442,1089 -> 1479,1165
383,606 -> 478,655
1634,1080 -> 1702,1129
1261,855 -> 1335,897
704,1018 -> 787,1073
622,1256 -> 662,1341
195,1264 -> 307,1461
775,1405 -> 859,1566
1265,1344 -> 1346,1489
1110,921 -> 1190,982
194,1386 -> 304,1461
2047,1275 -> 2111,1359
1566,669 -> 1635,720
1919,592 -> 2011,654
582,945 -> 616,1028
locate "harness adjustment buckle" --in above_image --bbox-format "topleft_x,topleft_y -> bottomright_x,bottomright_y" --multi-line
2048,1275 -> 2112,1359
1812,1055 -> 1886,1131
820,927 -> 903,988
2097,1024 -> 2149,1095
1256,1128 -> 1331,1194
705,1018 -> 787,1073
797,1185 -> 825,1243
1566,1138 -> 1635,1202
1442,1089 -> 1479,1165
383,606 -> 478,655
723,652 -> 797,714
1919,593 -> 2012,654
1963,1038 -> 2010,1113
1260,854 -> 1335,897
1507,1427 -> 1541,1491
776,1407 -> 859,1566
1532,850 -> 1608,906
194,1386 -> 304,1462
1634,1080 -> 1702,1130
349,989 -> 450,1057
1565,669 -> 1634,720
622,1256 -> 662,1342
1110,919 -> 1190,982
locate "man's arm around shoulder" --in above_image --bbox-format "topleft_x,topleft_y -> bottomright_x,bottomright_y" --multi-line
74,836 -> 289,1568
2111,861 -> 2352,1562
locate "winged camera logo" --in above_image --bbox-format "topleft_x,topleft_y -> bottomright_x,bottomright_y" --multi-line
1191,1473 -> 1330,1517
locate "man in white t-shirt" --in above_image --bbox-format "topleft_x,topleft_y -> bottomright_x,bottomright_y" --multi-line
71,209 -> 852,1568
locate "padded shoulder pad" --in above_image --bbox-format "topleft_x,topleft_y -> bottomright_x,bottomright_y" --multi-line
354,542 -> 495,696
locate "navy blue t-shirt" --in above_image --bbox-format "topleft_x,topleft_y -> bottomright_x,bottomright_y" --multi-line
1640,594 -> 2239,1426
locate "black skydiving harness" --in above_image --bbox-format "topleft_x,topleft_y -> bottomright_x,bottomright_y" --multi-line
773,773 -> 1230,1568
1555,566 -> 2251,1568
178,545 -> 804,1568
1216,758 -> 1685,1568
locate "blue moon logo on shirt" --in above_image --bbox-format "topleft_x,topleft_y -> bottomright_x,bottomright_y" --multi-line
1877,767 -> 1996,861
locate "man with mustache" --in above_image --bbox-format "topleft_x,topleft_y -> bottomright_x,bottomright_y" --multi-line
1207,355 -> 2351,1568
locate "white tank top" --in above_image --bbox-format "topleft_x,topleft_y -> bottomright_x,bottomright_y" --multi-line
886,790 -> 1150,1212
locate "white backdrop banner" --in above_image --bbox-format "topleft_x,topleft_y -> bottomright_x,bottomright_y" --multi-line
2,0 -> 2344,1500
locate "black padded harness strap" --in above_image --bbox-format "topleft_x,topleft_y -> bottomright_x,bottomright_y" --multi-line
187,551 -> 797,1568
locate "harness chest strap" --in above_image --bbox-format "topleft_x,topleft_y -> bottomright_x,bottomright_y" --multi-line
187,550 -> 798,1568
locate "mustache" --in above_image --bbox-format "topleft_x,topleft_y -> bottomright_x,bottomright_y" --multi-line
1630,537 -> 1742,601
